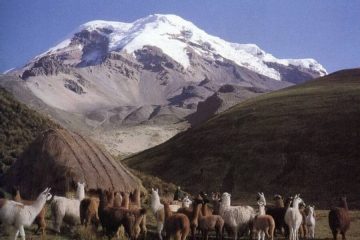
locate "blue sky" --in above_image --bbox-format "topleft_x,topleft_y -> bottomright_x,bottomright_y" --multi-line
0,0 -> 359,73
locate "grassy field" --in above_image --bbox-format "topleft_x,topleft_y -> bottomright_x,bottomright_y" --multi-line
0,208 -> 359,239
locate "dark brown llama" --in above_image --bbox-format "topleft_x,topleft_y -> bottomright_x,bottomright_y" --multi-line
329,197 -> 350,240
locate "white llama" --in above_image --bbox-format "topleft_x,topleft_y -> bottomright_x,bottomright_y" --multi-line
305,205 -> 316,239
219,192 -> 255,240
182,196 -> 192,208
151,188 -> 165,240
0,187 -> 52,240
284,194 -> 304,240
51,182 -> 85,232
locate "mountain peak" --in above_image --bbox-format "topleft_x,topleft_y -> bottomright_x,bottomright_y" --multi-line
33,14 -> 326,80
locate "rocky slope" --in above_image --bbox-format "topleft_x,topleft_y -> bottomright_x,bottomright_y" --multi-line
2,14 -> 327,155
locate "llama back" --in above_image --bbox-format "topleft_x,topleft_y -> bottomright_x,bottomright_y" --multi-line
0,200 -> 23,225
222,205 -> 255,226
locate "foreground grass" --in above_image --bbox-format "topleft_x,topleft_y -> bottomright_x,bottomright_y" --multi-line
1,209 -> 359,239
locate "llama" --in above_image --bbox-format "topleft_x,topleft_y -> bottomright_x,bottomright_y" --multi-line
253,193 -> 275,240
0,188 -> 52,240
219,192 -> 255,239
51,182 -> 86,233
299,202 -> 307,239
305,205 -> 316,239
265,195 -> 291,236
163,202 -> 190,240
211,192 -> 221,215
97,189 -> 146,239
284,194 -> 304,240
274,195 -> 284,208
182,196 -> 192,208
113,192 -> 123,208
151,188 -> 165,240
80,197 -> 100,230
128,189 -> 147,239
329,197 -> 350,240
12,187 -> 47,236
196,198 -> 224,240
121,192 -> 130,209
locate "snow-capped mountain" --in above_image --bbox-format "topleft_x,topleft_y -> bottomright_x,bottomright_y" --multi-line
2,14 -> 327,155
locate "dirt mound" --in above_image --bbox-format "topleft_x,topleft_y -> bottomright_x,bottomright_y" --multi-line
2,128 -> 141,198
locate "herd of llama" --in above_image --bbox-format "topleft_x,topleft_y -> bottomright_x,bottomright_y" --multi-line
0,183 -> 352,240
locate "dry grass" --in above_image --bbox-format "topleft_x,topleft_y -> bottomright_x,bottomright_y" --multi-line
1,208 -> 359,239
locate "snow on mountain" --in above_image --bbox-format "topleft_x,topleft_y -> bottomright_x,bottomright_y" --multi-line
38,14 -> 327,80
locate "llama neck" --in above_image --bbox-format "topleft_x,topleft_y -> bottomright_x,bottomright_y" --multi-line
76,187 -> 85,201
192,202 -> 202,221
341,199 -> 348,210
275,199 -> 284,208
151,194 -> 163,212
164,203 -> 172,219
122,193 -> 129,209
293,200 -> 300,210
201,203 -> 209,216
14,191 -> 22,202
258,205 -> 266,215
132,189 -> 141,207
24,197 -> 46,224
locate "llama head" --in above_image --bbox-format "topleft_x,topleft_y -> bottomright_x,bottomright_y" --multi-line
76,182 -> 86,200
151,188 -> 160,202
211,192 -> 221,201
273,194 -> 283,200
38,187 -> 52,202
257,192 -> 266,206
221,192 -> 231,206
293,194 -> 304,208
182,196 -> 192,208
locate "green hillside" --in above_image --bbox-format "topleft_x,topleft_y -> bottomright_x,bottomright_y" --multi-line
0,87 -> 58,173
125,69 -> 360,208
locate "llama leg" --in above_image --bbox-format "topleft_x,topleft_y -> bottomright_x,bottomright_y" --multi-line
254,231 -> 259,240
141,215 -> 147,239
14,229 -> 20,240
233,227 -> 238,240
262,231 -> 266,240
157,222 -> 164,240
340,231 -> 346,240
175,231 -> 181,240
311,226 -> 315,239
19,226 -> 25,240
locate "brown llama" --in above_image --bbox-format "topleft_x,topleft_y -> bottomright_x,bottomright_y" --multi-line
298,202 -> 307,239
80,197 -> 100,230
113,192 -> 123,208
197,198 -> 224,240
253,195 -> 275,240
127,189 -> 147,238
329,197 -> 350,240
97,189 -> 146,240
121,192 -> 130,209
164,202 -> 190,240
211,192 -> 221,215
273,195 -> 284,208
12,187 -> 47,237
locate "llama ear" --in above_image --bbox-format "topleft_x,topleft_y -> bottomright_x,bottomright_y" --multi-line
156,188 -> 159,193
151,188 -> 154,192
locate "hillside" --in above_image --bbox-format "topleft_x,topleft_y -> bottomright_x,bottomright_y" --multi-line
125,68 -> 360,208
0,87 -> 58,174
